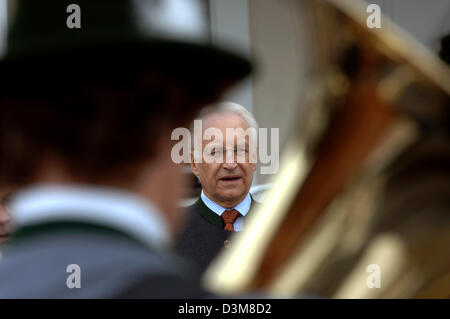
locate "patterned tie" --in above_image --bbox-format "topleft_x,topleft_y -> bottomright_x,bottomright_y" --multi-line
221,209 -> 240,232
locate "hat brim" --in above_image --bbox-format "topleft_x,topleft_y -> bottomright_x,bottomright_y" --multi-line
0,35 -> 252,90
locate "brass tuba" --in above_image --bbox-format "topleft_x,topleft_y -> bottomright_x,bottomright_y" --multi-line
204,0 -> 450,298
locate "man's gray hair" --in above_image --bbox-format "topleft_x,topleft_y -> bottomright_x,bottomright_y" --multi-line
200,101 -> 259,131
196,101 -> 258,132
191,101 -> 259,160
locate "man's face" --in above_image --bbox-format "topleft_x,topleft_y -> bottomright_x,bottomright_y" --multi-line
191,113 -> 257,208
0,206 -> 11,244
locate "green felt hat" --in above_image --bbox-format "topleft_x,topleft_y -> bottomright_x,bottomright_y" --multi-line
0,0 -> 252,87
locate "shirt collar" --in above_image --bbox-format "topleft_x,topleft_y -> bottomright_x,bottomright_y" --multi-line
200,190 -> 252,217
6,184 -> 172,249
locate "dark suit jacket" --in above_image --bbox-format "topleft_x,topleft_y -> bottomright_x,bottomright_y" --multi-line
176,196 -> 259,273
0,220 -> 205,298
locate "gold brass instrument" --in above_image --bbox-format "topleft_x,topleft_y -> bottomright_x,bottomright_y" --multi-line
204,0 -> 450,298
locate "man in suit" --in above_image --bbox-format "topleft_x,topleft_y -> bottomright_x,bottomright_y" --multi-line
177,102 -> 260,272
0,0 -> 251,298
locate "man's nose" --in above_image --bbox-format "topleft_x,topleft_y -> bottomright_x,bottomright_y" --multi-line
222,152 -> 238,169
223,161 -> 238,169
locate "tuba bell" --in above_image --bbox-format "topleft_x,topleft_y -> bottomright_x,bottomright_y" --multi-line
204,0 -> 450,298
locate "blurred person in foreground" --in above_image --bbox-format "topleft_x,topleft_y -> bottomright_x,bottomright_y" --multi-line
0,0 -> 251,298
177,102 -> 260,272
0,205 -> 11,246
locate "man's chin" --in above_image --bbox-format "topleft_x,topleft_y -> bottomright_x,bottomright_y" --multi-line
216,191 -> 248,205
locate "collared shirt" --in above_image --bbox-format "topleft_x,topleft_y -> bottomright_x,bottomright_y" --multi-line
6,184 -> 172,249
200,190 -> 251,231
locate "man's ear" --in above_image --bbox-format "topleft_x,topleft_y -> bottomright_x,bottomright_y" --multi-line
190,152 -> 200,177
